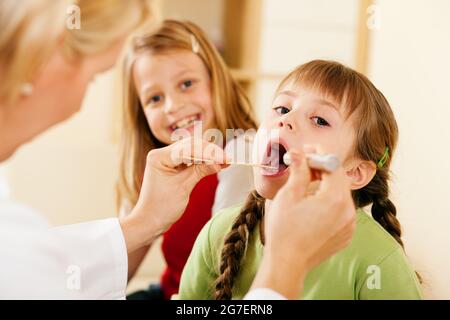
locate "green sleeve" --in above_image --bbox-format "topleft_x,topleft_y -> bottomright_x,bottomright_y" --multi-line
358,248 -> 423,300
176,219 -> 218,300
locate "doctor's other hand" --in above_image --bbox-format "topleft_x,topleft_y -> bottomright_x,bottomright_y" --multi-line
253,149 -> 356,299
120,138 -> 228,253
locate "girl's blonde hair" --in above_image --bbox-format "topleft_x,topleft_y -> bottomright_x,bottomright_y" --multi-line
117,19 -> 258,209
214,60 -> 408,300
0,0 -> 156,104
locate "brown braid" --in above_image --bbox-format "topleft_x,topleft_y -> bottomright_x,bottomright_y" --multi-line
353,167 -> 422,282
214,191 -> 265,300
353,169 -> 403,248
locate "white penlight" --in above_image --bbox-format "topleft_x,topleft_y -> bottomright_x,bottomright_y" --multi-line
283,152 -> 340,173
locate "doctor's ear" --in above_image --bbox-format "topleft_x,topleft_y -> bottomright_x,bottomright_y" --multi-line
345,159 -> 377,190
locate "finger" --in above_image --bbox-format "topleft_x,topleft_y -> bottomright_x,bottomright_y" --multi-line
184,163 -> 224,189
307,144 -> 351,203
169,138 -> 227,167
284,148 -> 311,198
316,166 -> 349,197
316,169 -> 354,228
303,144 -> 320,181
304,143 -> 332,175
197,163 -> 224,177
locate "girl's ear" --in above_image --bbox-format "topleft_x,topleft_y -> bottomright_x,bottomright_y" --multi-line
345,160 -> 377,190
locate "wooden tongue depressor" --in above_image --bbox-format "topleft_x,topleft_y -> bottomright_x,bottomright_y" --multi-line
282,152 -> 340,172
181,157 -> 277,169
182,152 -> 340,172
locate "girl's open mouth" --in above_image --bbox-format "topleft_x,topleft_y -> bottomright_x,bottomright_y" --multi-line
260,140 -> 289,177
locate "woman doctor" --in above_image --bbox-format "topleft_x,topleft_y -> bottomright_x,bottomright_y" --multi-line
0,0 -> 355,299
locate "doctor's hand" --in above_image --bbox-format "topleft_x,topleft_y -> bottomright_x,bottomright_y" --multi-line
251,149 -> 356,299
120,138 -> 228,253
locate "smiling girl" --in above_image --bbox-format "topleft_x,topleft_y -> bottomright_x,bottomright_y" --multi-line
177,60 -> 423,300
117,20 -> 257,299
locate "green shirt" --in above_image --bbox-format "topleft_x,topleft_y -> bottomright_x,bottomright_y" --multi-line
177,205 -> 423,300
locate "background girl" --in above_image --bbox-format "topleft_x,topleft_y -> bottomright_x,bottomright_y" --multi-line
178,60 -> 423,300
117,20 -> 257,299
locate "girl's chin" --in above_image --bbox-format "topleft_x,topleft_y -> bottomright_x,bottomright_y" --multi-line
157,135 -> 174,146
256,178 -> 323,200
255,183 -> 282,200
254,172 -> 288,199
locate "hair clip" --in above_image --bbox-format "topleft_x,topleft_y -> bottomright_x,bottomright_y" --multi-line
377,146 -> 389,169
191,34 -> 199,54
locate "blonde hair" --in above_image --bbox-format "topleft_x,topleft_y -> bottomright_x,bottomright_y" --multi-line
117,19 -> 258,208
0,0 -> 156,104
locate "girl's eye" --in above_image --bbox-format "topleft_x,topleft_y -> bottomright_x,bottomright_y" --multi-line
312,116 -> 330,127
181,80 -> 193,90
149,95 -> 162,104
274,106 -> 290,115
144,94 -> 163,107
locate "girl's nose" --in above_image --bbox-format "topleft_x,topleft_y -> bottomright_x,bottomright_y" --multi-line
165,96 -> 186,114
278,119 -> 294,131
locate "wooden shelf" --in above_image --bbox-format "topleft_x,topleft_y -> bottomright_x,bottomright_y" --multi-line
230,68 -> 285,82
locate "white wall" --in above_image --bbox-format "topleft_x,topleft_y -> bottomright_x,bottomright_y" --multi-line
1,71 -> 118,225
255,0 -> 359,120
368,0 -> 450,299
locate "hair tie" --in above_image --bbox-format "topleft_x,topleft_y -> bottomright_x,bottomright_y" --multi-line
377,146 -> 389,169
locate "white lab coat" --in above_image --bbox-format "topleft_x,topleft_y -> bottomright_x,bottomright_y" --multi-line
0,176 -> 128,299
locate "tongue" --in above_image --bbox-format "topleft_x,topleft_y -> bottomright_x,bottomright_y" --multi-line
263,143 -> 287,172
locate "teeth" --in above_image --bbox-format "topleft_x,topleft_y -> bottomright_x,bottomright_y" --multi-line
172,115 -> 199,130
266,166 -> 279,173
